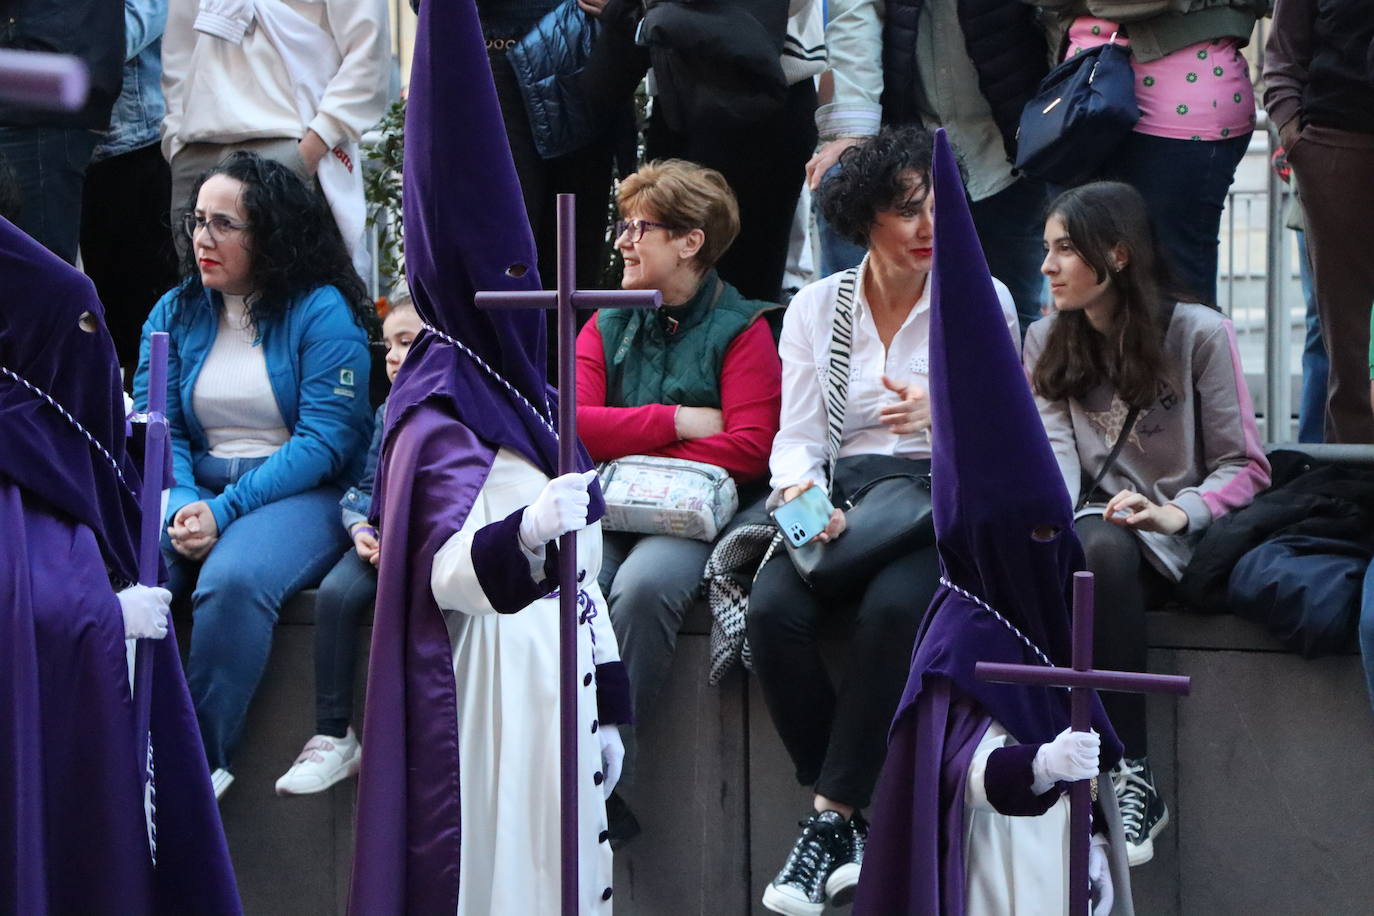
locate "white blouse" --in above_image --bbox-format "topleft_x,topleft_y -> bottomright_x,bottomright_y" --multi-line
769,259 -> 1018,501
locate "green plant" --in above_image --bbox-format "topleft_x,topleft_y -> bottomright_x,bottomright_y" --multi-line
363,96 -> 406,291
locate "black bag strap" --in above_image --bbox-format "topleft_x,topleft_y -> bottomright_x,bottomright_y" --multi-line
820,268 -> 860,494
1077,404 -> 1141,512
1075,300 -> 1178,511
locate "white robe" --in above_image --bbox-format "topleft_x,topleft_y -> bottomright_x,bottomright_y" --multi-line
963,721 -> 1133,916
430,449 -> 617,915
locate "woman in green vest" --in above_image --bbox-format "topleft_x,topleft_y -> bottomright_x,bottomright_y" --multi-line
574,159 -> 783,841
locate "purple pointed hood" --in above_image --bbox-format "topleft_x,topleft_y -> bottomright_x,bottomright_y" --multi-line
910,130 -> 1119,755
383,0 -> 573,481
0,216 -> 142,584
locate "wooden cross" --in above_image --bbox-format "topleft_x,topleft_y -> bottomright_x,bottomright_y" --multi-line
134,332 -> 170,862
975,570 -> 1191,916
0,49 -> 89,110
475,193 -> 660,916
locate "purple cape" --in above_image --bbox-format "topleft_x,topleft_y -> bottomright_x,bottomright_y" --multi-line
0,218 -> 239,915
854,131 -> 1120,915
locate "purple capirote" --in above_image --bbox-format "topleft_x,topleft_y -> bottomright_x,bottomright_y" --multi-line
852,129 -> 1121,915
0,216 -> 240,915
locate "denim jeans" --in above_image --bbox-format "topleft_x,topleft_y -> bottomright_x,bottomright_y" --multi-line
1359,563 -> 1374,718
1099,131 -> 1251,308
816,169 -> 1049,333
0,126 -> 101,263
313,547 -> 378,736
1296,230 -> 1329,444
164,454 -> 350,770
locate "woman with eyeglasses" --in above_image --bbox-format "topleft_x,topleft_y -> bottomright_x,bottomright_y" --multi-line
134,151 -> 376,801
574,159 -> 782,839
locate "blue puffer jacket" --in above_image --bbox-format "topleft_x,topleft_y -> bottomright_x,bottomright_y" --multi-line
134,283 -> 373,533
506,0 -> 601,159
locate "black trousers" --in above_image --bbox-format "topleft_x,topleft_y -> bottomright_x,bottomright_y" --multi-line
1076,515 -> 1173,759
645,79 -> 817,304
80,142 -> 178,376
747,543 -> 940,809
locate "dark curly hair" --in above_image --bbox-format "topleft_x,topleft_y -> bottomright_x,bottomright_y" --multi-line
175,151 -> 378,339
818,126 -> 937,249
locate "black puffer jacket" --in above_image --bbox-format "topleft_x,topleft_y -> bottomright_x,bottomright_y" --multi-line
1178,450 -> 1374,610
880,0 -> 1048,162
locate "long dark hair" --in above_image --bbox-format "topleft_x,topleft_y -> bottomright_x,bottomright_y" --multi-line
175,151 -> 378,338
1030,181 -> 1185,409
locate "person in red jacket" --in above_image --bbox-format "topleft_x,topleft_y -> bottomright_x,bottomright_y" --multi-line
575,159 -> 782,841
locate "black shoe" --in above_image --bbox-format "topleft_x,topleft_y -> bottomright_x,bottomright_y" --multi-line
761,810 -> 848,916
825,810 -> 866,907
1111,756 -> 1169,866
604,791 -> 641,850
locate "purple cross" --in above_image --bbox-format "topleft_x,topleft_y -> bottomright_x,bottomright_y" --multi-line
134,332 -> 170,861
0,49 -> 89,111
476,194 -> 660,915
975,570 -> 1191,915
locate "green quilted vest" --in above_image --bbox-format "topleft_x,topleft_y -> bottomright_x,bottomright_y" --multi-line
598,271 -> 778,408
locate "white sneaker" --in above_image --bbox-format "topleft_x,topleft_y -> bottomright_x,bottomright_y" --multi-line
210,768 -> 234,802
275,729 -> 361,796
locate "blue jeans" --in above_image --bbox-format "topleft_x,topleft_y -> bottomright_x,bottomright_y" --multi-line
0,126 -> 101,263
1099,132 -> 1251,308
1296,229 -> 1329,444
164,454 -> 350,770
313,547 -> 377,736
816,169 -> 1049,333
1360,563 -> 1374,718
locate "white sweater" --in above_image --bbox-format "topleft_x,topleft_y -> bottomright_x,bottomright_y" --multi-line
161,0 -> 389,162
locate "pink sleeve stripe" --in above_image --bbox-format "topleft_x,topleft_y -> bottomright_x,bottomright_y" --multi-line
1201,320 -> 1271,519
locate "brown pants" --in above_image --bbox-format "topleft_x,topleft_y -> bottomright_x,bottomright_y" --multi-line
1290,125 -> 1374,443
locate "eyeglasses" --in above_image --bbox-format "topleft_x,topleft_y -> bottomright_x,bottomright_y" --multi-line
614,218 -> 682,244
183,213 -> 250,242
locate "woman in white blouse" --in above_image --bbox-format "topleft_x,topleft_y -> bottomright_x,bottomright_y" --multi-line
752,126 -> 1019,916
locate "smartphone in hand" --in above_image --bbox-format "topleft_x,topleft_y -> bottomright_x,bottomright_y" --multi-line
771,486 -> 835,548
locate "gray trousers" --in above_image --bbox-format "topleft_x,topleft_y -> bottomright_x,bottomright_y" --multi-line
599,532 -> 713,785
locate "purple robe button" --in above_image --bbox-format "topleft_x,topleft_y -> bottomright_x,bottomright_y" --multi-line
593,771 -> 604,786
590,720 -> 598,733
602,888 -> 613,901
598,829 -> 609,844
583,673 -> 593,686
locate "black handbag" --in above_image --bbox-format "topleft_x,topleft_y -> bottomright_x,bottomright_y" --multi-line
787,455 -> 934,594
1014,37 -> 1139,187
780,269 -> 936,593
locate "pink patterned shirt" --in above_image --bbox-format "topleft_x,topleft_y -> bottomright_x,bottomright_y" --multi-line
1067,18 -> 1256,142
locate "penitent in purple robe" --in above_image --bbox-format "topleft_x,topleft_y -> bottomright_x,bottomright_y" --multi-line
0,216 -> 240,915
348,0 -> 626,911
853,132 -> 1126,915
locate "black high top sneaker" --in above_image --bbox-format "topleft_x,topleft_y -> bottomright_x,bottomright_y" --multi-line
761,809 -> 850,916
825,809 -> 867,906
1112,755 -> 1170,866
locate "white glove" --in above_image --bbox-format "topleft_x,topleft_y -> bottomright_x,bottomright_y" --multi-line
118,585 -> 172,640
1089,833 -> 1114,915
1031,727 -> 1100,794
519,469 -> 598,550
599,723 -> 623,799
